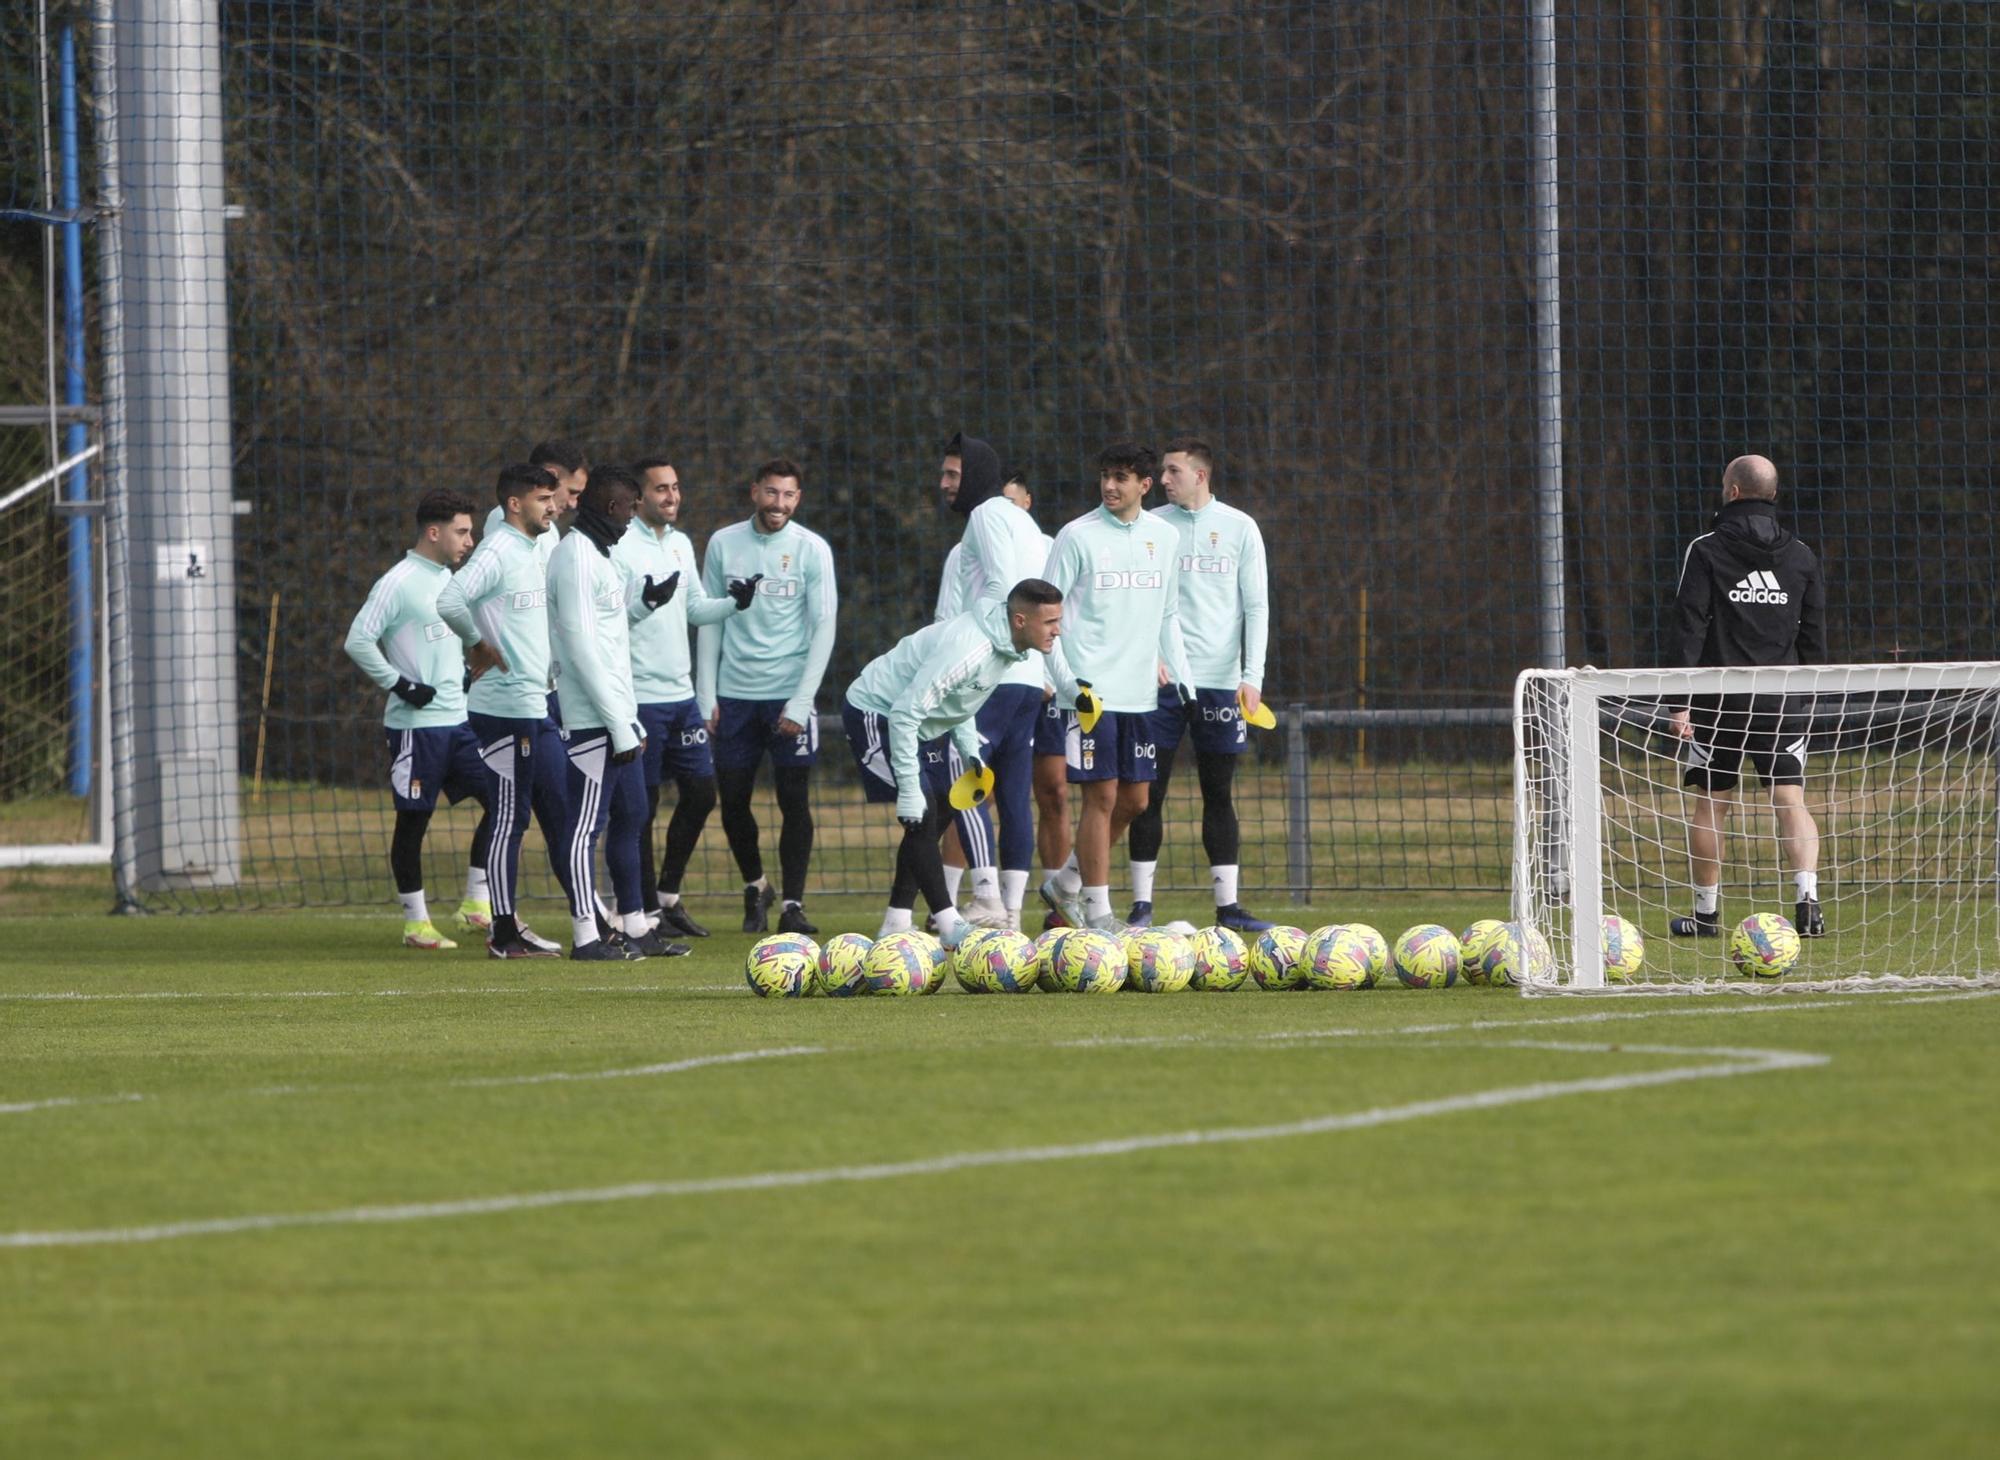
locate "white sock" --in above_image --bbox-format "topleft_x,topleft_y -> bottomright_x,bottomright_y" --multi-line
571,915 -> 599,948
879,906 -> 913,936
935,906 -> 969,941
1055,851 -> 1082,895
463,866 -> 489,903
784,898 -> 802,911
1694,884 -> 1720,915
1083,885 -> 1112,921
621,911 -> 649,937
999,869 -> 1028,912
1794,871 -> 1818,900
746,876 -> 769,894
943,865 -> 966,902
1130,860 -> 1157,904
1210,864 -> 1239,907
399,890 -> 428,924
971,867 -> 1000,902
660,891 -> 682,908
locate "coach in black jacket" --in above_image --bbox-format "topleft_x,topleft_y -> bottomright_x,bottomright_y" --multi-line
1666,455 -> 1826,939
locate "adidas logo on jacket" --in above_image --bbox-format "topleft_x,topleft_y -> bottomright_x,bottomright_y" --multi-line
1728,570 -> 1789,605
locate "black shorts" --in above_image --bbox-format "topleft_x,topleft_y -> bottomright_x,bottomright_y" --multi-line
1682,694 -> 1808,792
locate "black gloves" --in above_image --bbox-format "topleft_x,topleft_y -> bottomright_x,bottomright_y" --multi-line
726,574 -> 764,610
1175,682 -> 1196,708
391,676 -> 437,709
641,571 -> 681,610
897,815 -> 928,835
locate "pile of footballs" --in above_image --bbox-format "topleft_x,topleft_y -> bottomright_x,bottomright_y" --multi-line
743,916 -> 1583,998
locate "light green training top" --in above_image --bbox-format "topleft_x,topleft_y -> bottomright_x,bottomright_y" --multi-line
1042,505 -> 1194,713
612,518 -> 737,705
695,517 -> 837,724
1151,498 -> 1270,691
846,599 -> 1029,821
547,530 -> 648,752
342,551 -> 468,729
436,521 -> 555,720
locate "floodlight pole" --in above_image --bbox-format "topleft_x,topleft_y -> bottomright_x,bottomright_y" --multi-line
95,0 -> 240,893
1528,0 -> 1566,670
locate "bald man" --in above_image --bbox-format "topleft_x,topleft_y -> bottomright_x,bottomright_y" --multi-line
1667,455 -> 1827,940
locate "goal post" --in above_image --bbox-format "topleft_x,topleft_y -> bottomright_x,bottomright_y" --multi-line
1513,662 -> 2000,995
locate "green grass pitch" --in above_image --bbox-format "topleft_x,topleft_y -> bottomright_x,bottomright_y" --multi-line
1,893 -> 1995,1458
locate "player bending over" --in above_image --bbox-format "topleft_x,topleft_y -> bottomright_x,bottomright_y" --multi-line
1040,440 -> 1194,934
548,465 -> 683,960
436,463 -> 572,957
697,458 -> 838,936
1667,453 -> 1827,939
844,580 -> 1068,945
342,489 -> 494,949
1125,436 -> 1273,933
614,456 -> 759,938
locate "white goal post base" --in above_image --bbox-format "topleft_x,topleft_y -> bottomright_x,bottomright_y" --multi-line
1513,662 -> 2000,996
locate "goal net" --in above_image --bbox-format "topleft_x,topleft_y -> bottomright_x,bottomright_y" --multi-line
1514,663 -> 2000,995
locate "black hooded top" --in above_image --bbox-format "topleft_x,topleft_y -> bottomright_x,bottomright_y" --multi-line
947,431 -> 1005,518
1672,497 -> 1826,669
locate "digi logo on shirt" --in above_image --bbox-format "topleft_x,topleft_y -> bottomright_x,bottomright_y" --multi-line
758,578 -> 800,599
507,589 -> 548,610
1093,570 -> 1164,590
1179,554 -> 1236,574
424,621 -> 452,642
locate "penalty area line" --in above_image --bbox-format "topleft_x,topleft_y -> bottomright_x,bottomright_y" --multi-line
0,1043 -> 1826,1251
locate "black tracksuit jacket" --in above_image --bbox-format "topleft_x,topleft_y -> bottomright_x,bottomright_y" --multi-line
1672,498 -> 1826,674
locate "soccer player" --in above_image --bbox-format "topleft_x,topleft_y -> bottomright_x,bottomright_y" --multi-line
930,445 -> 1000,922
436,462 -> 572,958
548,464 -> 682,961
613,456 -> 760,938
697,458 -> 837,935
844,580 -> 1067,944
944,434 -> 1056,932
342,488 -> 494,949
1667,454 -> 1827,938
483,439 -> 586,563
1008,476 -> 1074,922
1125,437 -> 1273,933
1039,440 -> 1194,934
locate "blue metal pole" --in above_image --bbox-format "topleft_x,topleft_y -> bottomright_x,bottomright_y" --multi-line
60,26 -> 93,798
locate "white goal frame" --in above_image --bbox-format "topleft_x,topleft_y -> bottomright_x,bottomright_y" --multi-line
1513,661 -> 2000,994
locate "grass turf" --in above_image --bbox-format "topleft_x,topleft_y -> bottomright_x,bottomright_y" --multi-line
1,895 -> 1995,1457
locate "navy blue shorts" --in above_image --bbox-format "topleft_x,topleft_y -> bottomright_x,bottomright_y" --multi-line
384,723 -> 489,812
1146,684 -> 1249,757
842,700 -> 956,804
638,699 -> 715,787
714,696 -> 819,772
1034,694 -> 1066,758
1064,709 -> 1158,784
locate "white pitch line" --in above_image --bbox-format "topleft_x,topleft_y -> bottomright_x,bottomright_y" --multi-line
2,1047 -> 824,1120
1048,985 -> 2000,1050
0,1041 -> 1825,1250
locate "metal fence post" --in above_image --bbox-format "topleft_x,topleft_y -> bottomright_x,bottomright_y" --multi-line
1285,704 -> 1310,905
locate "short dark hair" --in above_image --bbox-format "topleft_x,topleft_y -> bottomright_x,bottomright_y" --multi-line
495,462 -> 556,508
528,439 -> 588,474
417,488 -> 478,528
754,457 -> 804,489
1161,436 -> 1214,474
631,456 -> 675,478
1007,577 -> 1063,611
1096,439 -> 1157,481
577,462 -> 642,514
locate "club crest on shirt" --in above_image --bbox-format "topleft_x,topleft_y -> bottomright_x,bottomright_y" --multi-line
781,553 -> 792,572
1144,540 -> 1156,558
1209,530 -> 1220,548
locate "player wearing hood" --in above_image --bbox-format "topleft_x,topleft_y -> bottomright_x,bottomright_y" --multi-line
844,581 -> 1067,944
1666,454 -> 1827,939
942,432 -> 1054,932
